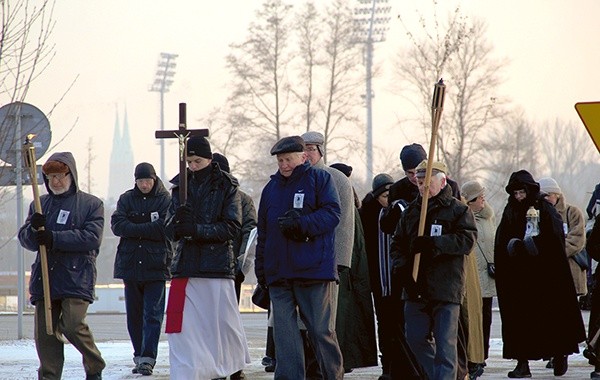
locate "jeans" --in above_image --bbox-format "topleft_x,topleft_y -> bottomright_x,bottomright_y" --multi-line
124,280 -> 166,366
270,281 -> 344,380
405,300 -> 460,380
35,298 -> 105,379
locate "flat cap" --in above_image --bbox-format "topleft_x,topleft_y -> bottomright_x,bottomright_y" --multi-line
301,131 -> 324,145
415,159 -> 447,178
270,136 -> 305,156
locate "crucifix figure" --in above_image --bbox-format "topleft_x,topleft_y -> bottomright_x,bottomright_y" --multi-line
155,103 -> 208,205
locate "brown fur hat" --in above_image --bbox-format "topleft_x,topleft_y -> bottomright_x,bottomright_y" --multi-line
42,160 -> 69,175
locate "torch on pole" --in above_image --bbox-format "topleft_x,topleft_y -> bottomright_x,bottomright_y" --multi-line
412,79 -> 446,282
23,134 -> 53,335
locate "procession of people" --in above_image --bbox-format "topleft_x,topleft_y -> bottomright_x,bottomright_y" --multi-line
17,122 -> 597,380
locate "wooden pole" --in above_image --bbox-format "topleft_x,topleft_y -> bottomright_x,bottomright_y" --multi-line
23,135 -> 53,335
412,79 -> 446,282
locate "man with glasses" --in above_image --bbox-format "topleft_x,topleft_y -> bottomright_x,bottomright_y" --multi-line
111,162 -> 172,376
18,152 -> 105,380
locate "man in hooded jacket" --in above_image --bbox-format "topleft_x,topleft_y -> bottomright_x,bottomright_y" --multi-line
19,152 -> 105,380
111,162 -> 172,376
495,170 -> 585,378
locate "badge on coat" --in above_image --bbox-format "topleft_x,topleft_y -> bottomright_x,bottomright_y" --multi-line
57,209 -> 70,225
151,211 -> 159,222
430,224 -> 442,236
293,193 -> 305,209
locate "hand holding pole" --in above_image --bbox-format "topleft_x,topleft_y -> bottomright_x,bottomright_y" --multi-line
23,135 -> 53,335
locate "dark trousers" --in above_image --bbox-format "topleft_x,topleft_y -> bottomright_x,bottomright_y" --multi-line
124,280 -> 166,366
482,297 -> 493,360
373,292 -> 405,375
34,298 -> 105,379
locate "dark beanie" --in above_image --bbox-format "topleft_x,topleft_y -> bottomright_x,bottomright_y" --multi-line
187,136 -> 212,159
134,162 -> 157,180
399,143 -> 427,171
330,163 -> 352,178
372,173 -> 394,197
212,152 -> 230,173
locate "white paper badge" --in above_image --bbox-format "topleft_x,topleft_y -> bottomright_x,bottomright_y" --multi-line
293,193 -> 305,209
57,210 -> 70,225
563,222 -> 568,235
430,224 -> 442,237
151,212 -> 159,222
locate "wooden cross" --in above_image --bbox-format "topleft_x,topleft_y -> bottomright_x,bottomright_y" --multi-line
155,103 -> 208,205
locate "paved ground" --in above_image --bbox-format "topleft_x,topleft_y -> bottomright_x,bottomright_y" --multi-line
0,310 -> 595,379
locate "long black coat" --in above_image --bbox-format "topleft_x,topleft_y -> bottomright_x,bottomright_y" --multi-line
495,170 -> 585,359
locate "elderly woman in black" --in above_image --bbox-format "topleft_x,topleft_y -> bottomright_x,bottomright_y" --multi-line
494,170 -> 585,378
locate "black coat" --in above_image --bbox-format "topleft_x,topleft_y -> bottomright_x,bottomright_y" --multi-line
391,184 -> 476,304
167,163 -> 241,279
494,170 -> 585,359
111,178 -> 172,281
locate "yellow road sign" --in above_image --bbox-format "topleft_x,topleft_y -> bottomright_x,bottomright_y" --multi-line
575,102 -> 600,153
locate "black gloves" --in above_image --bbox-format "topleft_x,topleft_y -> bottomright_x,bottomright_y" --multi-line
175,205 -> 194,224
36,229 -> 53,249
127,211 -> 151,224
30,213 -> 46,230
278,209 -> 308,242
508,237 -> 538,256
412,236 -> 436,255
174,223 -> 195,240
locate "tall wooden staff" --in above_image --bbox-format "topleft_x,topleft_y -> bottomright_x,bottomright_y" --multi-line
412,79 -> 446,281
23,134 -> 53,335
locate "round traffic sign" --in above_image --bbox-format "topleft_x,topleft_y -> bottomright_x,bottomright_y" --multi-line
0,102 -> 51,165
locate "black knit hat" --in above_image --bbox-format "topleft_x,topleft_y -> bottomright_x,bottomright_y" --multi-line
212,152 -> 230,173
372,173 -> 394,197
134,162 -> 157,180
330,163 -> 353,178
400,143 -> 427,171
187,136 -> 212,159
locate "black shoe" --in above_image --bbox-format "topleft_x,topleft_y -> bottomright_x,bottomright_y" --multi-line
86,372 -> 102,380
138,363 -> 153,376
545,358 -> 554,368
378,375 -> 392,380
553,355 -> 568,376
508,360 -> 531,378
230,370 -> 246,379
592,370 -> 600,378
132,364 -> 139,374
468,363 -> 484,379
265,359 -> 276,373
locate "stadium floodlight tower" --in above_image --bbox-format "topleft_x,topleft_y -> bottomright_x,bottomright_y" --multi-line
354,0 -> 391,181
149,52 -> 178,181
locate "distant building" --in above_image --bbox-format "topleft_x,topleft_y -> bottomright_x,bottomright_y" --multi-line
106,106 -> 134,207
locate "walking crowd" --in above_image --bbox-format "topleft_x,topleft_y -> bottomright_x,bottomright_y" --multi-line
17,134 -> 599,379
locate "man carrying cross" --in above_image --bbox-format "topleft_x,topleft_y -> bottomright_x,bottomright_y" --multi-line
164,136 -> 250,379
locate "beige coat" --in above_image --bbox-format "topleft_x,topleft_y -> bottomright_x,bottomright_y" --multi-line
473,203 -> 497,298
464,248 -> 485,363
555,196 -> 587,295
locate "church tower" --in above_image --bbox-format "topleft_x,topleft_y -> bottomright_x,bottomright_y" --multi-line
107,105 -> 135,206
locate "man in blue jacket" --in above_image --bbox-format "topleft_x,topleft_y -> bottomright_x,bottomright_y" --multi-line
18,152 -> 105,380
255,136 -> 344,380
111,162 -> 172,376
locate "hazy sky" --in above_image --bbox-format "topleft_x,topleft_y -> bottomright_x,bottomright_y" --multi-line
22,0 -> 600,199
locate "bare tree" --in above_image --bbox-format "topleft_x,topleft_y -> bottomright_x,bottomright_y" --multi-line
539,118 -> 598,208
316,0 -> 363,164
226,0 -> 294,143
480,110 -> 539,215
396,6 -> 508,184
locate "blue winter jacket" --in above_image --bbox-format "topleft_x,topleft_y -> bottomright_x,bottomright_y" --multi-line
18,152 -> 104,304
255,162 -> 341,285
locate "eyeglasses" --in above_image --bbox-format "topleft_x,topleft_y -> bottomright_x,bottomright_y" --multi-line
45,172 -> 70,180
304,147 -> 318,152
